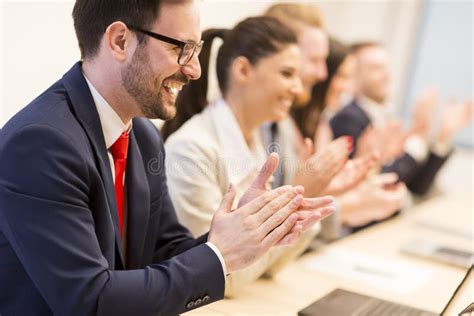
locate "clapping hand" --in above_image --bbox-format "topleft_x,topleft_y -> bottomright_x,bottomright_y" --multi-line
437,100 -> 474,144
293,136 -> 352,197
208,153 -> 334,273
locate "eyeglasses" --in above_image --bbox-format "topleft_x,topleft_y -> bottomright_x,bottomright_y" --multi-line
127,24 -> 204,66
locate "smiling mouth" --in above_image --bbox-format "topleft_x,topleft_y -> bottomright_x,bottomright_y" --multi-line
163,81 -> 185,97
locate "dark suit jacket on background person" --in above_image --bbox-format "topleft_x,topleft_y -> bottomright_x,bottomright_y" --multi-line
0,63 -> 224,316
330,99 -> 449,195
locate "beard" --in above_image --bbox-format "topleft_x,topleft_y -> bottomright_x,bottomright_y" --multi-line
365,88 -> 388,104
121,44 -> 188,120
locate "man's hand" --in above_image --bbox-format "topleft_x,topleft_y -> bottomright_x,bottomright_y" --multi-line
208,153 -> 334,273
208,184 -> 304,273
293,136 -> 352,197
381,119 -> 408,161
356,122 -> 406,165
411,88 -> 438,140
237,152 -> 280,208
437,100 -> 474,145
281,195 -> 335,245
238,153 -> 335,244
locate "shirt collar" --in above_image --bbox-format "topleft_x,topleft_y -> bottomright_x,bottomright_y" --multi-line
357,95 -> 389,128
83,75 -> 132,149
207,98 -> 267,186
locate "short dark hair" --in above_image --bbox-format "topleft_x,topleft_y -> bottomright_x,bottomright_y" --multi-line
72,0 -> 163,59
161,16 -> 297,140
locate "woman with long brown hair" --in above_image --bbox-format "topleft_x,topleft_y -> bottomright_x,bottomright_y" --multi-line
162,16 -> 339,297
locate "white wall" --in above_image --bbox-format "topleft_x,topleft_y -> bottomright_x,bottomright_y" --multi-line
0,0 -> 422,126
319,0 -> 423,111
1,1 -> 78,126
404,0 -> 473,147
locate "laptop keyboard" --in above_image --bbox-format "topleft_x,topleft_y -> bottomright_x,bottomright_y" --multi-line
352,298 -> 432,316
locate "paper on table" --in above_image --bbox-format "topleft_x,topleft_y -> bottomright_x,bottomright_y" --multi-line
304,247 -> 435,294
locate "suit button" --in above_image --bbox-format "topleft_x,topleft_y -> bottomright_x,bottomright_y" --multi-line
202,295 -> 210,303
186,301 -> 194,309
195,298 -> 202,305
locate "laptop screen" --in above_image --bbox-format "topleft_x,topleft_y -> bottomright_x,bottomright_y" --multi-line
441,265 -> 474,315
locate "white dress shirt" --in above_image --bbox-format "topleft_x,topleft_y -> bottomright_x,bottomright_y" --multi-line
83,75 -> 227,276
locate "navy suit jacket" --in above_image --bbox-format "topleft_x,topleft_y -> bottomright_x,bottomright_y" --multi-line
330,99 -> 449,195
0,63 -> 224,315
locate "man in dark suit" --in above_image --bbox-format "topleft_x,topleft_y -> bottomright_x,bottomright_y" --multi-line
0,1 -> 334,315
330,42 -> 459,196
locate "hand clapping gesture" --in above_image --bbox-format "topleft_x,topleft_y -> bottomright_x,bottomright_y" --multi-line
208,153 -> 334,273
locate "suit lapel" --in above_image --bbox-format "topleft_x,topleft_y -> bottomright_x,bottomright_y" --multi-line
62,62 -> 125,268
125,129 -> 150,268
352,99 -> 373,127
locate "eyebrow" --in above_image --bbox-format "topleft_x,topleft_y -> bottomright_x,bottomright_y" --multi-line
280,66 -> 298,72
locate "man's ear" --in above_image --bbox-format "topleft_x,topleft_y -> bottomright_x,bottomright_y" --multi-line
104,21 -> 135,62
230,56 -> 253,85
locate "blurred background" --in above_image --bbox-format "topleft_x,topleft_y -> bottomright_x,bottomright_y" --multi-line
0,0 -> 472,191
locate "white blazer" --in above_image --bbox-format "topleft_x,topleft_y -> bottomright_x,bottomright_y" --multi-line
165,98 -> 319,297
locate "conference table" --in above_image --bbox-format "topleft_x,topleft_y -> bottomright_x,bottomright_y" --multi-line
185,192 -> 473,315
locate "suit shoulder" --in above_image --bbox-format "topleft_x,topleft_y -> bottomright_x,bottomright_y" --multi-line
2,80 -> 83,140
331,102 -> 369,127
332,102 -> 362,120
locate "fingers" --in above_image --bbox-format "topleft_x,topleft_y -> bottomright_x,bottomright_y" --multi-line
314,121 -> 333,152
250,185 -> 304,224
390,182 -> 408,200
296,205 -> 335,231
368,150 -> 381,165
250,152 -> 280,191
347,157 -> 371,179
275,224 -> 303,246
319,205 -> 336,220
373,173 -> 399,186
360,125 -> 374,139
332,136 -> 352,154
320,136 -> 352,172
299,138 -> 314,162
238,184 -> 293,216
274,198 -> 336,243
460,100 -> 474,125
217,183 -> 237,214
350,155 -> 375,180
295,211 -> 322,232
298,195 -> 333,211
262,213 -> 299,248
356,127 -> 377,158
258,193 -> 303,239
361,151 -> 379,167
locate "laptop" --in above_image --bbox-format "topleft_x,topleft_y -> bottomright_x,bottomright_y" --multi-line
402,216 -> 474,269
401,238 -> 474,269
298,265 -> 473,316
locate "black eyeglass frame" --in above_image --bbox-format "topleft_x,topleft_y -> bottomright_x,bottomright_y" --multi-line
127,24 -> 203,66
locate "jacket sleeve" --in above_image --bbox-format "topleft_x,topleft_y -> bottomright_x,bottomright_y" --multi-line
329,110 -> 367,159
381,153 -> 420,184
405,151 -> 450,195
0,124 -> 224,316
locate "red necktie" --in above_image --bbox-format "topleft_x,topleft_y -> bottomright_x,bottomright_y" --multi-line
110,132 -> 129,237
